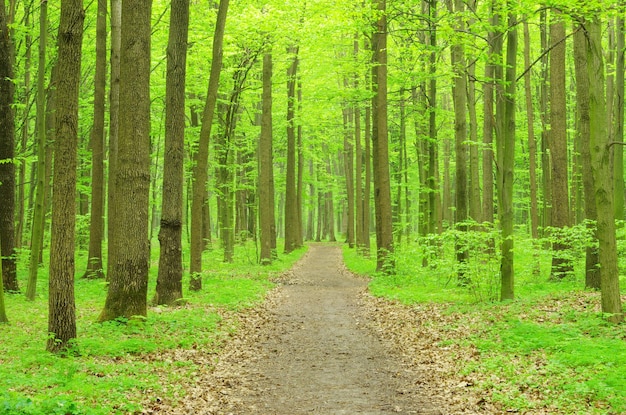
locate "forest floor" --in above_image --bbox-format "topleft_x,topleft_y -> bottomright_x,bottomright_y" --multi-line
143,244 -> 502,414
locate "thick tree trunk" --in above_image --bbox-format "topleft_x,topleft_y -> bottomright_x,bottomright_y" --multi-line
586,17 -> 624,323
549,15 -> 573,279
47,0 -> 84,352
190,0 -> 228,289
259,52 -> 274,264
284,46 -> 301,254
573,22 -> 601,290
99,0 -> 151,322
0,0 -> 17,293
155,0 -> 189,305
83,0 -> 107,279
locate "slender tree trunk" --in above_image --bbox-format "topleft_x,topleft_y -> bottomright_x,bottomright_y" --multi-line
549,14 -> 573,279
47,0 -> 84,352
498,11 -> 517,301
539,10 -> 552,233
586,17 -> 624,323
448,0 -> 468,277
573,21 -> 601,290
84,0 -> 106,279
26,0 -> 47,299
524,21 -> 539,239
364,101 -> 371,254
296,81 -> 304,247
99,0 -> 152,322
155,0 -> 189,305
107,0 -> 121,274
354,36 -> 364,251
190,0 -> 228,289
427,0 -> 439,234
0,233 -> 7,323
284,46 -> 301,253
0,0 -> 17,293
614,15 -> 625,221
371,0 -> 393,272
343,97 -> 355,248
259,52 -> 274,264
467,0 -> 481,224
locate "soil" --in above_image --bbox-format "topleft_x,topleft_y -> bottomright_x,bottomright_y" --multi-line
147,244 -> 481,414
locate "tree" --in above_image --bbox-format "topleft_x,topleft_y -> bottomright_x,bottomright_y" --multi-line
83,0 -> 107,279
155,0 -> 189,305
523,20 -> 539,239
497,10 -> 517,301
573,20 -> 600,290
99,0 -> 152,322
371,0 -> 394,272
190,0 -> 228,289
586,16 -> 624,324
259,51 -> 275,265
614,14 -> 625,221
448,0 -> 469,278
0,0 -> 18,293
549,11 -> 573,279
47,0 -> 84,352
26,0 -> 48,299
284,45 -> 301,254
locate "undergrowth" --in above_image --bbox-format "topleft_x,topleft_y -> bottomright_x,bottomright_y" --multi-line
0,240 -> 306,414
343,228 -> 626,414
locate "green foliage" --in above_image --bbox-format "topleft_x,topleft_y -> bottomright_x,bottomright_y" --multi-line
344,236 -> 626,414
0,241 -> 306,414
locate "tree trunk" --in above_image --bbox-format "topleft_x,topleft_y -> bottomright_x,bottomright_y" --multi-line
573,21 -> 601,290
284,46 -> 301,253
0,233 -> 7,323
99,0 -> 152,322
155,0 -> 189,305
47,0 -> 84,352
343,98 -> 355,248
259,52 -> 274,264
448,0 -> 468,277
107,0 -> 121,275
498,12 -> 517,301
427,0 -> 439,234
296,81 -> 304,247
539,10 -> 552,232
614,16 -> 625,221
0,0 -> 17,293
371,0 -> 393,272
354,36 -> 365,251
586,17 -> 624,323
26,0 -> 47,299
549,14 -> 573,279
83,0 -> 106,279
189,0 -> 228,289
523,21 -> 539,239
466,0 -> 481,224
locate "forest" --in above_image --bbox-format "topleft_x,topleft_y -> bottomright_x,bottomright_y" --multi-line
1,0 -> 626,413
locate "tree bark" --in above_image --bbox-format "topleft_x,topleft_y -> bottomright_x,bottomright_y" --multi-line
259,52 -> 274,264
99,0 -> 152,322
466,0 -> 481,224
586,17 -> 624,323
614,15 -> 625,221
284,46 -> 301,254
573,21 -> 601,290
549,14 -> 573,279
343,95 -> 355,248
498,12 -> 517,301
371,0 -> 394,272
47,0 -> 84,352
190,0 -> 228,288
0,0 -> 17,293
155,0 -> 189,305
83,0 -> 107,279
523,21 -> 539,239
0,233 -> 7,323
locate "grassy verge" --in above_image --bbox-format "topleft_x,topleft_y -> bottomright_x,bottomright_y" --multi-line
0,241 -> 306,415
344,235 -> 626,414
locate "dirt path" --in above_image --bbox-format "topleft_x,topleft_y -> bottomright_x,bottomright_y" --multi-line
204,244 -> 440,414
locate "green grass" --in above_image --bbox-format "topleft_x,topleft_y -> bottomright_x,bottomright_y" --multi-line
344,232 -> 626,414
0,240 -> 306,415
